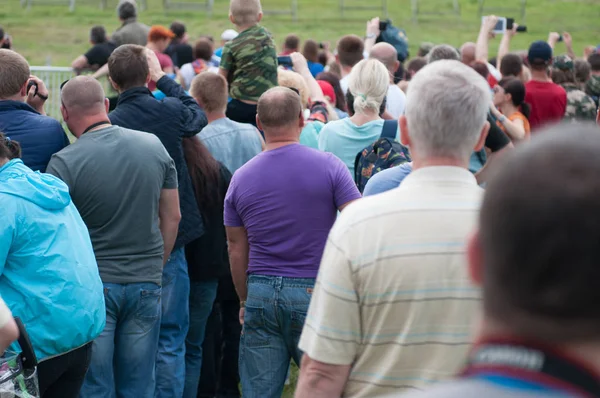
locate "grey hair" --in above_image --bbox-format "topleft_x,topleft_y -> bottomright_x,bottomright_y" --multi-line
428,44 -> 460,63
406,60 -> 490,160
348,59 -> 389,114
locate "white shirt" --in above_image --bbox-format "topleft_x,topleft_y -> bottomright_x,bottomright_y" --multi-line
299,166 -> 483,398
340,75 -> 350,94
386,84 -> 407,118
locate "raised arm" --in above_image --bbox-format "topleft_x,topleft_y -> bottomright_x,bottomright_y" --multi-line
498,23 -> 518,68
147,49 -> 208,137
490,104 -> 526,141
562,32 -> 576,60
291,52 -> 326,103
364,17 -> 380,54
476,15 -> 498,62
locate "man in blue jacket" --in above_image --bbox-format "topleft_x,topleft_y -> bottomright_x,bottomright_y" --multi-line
0,49 -> 69,172
107,44 -> 207,398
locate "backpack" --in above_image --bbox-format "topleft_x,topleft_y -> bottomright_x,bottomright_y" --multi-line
377,20 -> 409,63
354,120 -> 412,193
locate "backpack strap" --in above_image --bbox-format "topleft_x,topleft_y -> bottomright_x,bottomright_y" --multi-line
381,120 -> 398,140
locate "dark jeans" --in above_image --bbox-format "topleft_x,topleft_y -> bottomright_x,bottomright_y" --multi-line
198,293 -> 241,397
38,342 -> 92,398
226,99 -> 258,127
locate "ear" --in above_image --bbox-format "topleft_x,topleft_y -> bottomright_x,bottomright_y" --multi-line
109,77 -> 120,92
229,14 -> 235,24
298,111 -> 305,129
257,12 -> 263,23
394,60 -> 400,73
335,54 -> 340,64
146,72 -> 151,86
399,115 -> 410,147
256,115 -> 263,131
104,98 -> 110,113
19,80 -> 29,97
60,105 -> 68,122
467,231 -> 483,286
473,121 -> 490,152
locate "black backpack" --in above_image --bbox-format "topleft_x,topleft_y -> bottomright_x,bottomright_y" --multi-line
354,120 -> 411,193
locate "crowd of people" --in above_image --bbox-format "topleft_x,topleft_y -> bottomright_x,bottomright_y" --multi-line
1,0 -> 600,397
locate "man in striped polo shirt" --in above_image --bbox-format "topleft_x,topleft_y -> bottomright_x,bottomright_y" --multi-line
296,60 -> 492,398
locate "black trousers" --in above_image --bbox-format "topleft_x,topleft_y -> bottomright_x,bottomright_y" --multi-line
226,99 -> 258,127
37,342 -> 92,398
198,280 -> 241,398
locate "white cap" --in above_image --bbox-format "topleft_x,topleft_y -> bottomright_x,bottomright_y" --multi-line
221,29 -> 238,42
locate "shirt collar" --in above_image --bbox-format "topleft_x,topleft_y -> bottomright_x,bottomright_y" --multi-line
0,100 -> 40,114
116,86 -> 154,105
400,166 -> 477,189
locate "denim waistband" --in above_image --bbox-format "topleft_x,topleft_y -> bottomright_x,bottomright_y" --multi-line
247,275 -> 315,288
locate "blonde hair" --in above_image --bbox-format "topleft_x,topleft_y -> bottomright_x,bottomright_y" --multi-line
277,69 -> 309,109
348,59 -> 389,114
229,0 -> 262,26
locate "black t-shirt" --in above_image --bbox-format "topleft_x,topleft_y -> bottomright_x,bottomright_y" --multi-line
84,41 -> 117,68
485,114 -> 510,152
166,42 -> 194,69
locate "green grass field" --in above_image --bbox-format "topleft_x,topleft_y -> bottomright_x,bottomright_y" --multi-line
3,0 -> 599,67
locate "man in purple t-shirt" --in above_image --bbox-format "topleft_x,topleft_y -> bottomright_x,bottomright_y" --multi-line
224,87 -> 361,397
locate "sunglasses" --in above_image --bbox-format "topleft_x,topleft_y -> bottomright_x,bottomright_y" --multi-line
60,79 -> 70,91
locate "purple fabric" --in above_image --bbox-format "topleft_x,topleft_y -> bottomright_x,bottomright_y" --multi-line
224,144 -> 361,278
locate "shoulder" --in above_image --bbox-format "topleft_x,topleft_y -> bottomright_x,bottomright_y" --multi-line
320,118 -> 347,133
364,164 -> 412,195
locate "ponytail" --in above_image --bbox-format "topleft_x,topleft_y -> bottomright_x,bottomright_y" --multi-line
520,102 -> 531,120
0,133 -> 22,160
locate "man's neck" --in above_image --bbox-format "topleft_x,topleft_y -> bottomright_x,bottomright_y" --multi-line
72,116 -> 112,138
531,70 -> 551,83
0,158 -> 8,168
591,71 -> 600,77
146,42 -> 160,52
341,66 -> 353,78
265,140 -> 298,151
205,111 -> 227,124
411,157 -> 469,171
236,23 -> 256,33
0,94 -> 24,103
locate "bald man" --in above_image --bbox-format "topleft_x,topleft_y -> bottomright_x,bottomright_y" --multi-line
460,42 -> 476,65
369,42 -> 407,118
224,87 -> 360,398
47,76 -> 182,397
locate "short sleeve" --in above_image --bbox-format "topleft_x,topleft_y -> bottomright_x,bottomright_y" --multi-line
219,43 -> 233,72
223,175 -> 243,227
0,298 -> 12,329
330,155 -> 361,208
84,45 -> 102,66
299,235 -> 361,365
163,158 -> 178,189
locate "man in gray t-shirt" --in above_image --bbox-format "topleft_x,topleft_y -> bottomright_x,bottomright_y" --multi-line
46,76 -> 181,397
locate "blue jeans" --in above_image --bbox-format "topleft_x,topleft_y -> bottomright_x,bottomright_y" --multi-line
239,275 -> 315,398
79,282 -> 161,398
183,279 -> 219,398
155,248 -> 190,398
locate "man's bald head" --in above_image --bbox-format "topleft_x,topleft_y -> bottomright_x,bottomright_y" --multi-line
61,76 -> 106,115
257,87 -> 303,135
460,42 -> 476,65
369,42 -> 399,74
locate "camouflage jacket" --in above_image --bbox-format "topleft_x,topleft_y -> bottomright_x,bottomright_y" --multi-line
220,25 -> 278,102
563,84 -> 597,122
586,75 -> 600,106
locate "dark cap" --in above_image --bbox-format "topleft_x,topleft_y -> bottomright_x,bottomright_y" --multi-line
170,21 -> 186,39
528,41 -> 553,64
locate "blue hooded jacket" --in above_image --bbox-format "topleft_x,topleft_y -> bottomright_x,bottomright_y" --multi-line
0,159 -> 105,361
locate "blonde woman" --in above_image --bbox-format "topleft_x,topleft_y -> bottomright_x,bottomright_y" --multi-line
318,58 -> 391,175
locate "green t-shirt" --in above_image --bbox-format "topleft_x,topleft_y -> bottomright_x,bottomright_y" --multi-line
220,25 -> 278,102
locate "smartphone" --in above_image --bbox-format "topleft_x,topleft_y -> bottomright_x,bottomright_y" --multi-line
483,16 -> 507,34
26,80 -> 38,97
277,56 -> 293,68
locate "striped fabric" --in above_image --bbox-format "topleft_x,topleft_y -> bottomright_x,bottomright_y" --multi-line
299,166 -> 484,397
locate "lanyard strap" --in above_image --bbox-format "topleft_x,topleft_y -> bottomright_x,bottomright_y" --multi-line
82,121 -> 111,135
462,342 -> 600,397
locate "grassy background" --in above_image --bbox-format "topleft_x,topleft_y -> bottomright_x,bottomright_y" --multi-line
2,0 -> 598,396
3,0 -> 599,67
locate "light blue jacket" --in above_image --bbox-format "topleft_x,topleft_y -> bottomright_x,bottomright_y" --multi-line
0,159 -> 105,361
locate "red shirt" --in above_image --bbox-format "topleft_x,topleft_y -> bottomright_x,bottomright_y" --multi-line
148,51 -> 174,92
525,80 -> 567,131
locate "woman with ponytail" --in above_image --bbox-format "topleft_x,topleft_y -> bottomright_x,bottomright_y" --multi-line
491,77 -> 531,142
318,58 -> 391,176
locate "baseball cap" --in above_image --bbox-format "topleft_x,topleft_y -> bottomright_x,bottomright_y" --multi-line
221,29 -> 238,42
148,25 -> 175,42
528,41 -> 553,64
317,80 -> 336,105
553,54 -> 574,70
